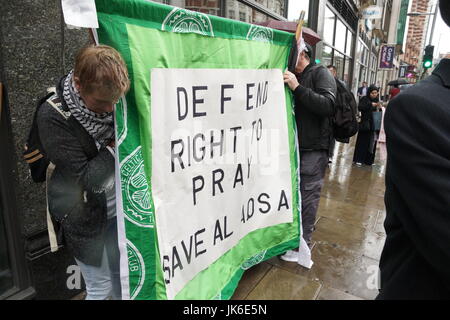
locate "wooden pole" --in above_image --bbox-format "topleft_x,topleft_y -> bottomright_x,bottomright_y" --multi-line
295,11 -> 306,42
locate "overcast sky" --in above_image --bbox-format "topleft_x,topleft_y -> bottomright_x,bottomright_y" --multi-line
428,3 -> 450,56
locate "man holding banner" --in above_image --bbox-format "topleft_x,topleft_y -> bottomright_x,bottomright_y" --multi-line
282,42 -> 336,258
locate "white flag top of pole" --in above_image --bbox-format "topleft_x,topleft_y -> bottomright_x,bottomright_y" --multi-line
61,0 -> 99,28
295,11 -> 306,67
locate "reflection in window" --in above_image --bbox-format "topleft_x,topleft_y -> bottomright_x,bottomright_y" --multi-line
239,11 -> 246,22
335,19 -> 346,53
346,29 -> 353,55
344,58 -> 351,85
186,0 -> 221,16
356,41 -> 362,62
323,7 -> 335,46
322,45 -> 333,69
359,66 -> 366,84
334,51 -> 344,80
253,10 -> 271,23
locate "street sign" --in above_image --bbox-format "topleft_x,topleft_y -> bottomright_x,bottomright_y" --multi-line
379,45 -> 395,69
399,65 -> 408,78
361,6 -> 383,19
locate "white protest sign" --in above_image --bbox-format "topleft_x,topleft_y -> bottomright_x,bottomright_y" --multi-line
361,5 -> 383,20
150,68 -> 293,299
61,0 -> 99,28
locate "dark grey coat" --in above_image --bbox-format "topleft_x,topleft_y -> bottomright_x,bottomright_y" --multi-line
37,77 -> 114,266
377,59 -> 450,299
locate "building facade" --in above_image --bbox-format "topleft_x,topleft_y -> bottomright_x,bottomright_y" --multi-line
403,0 -> 431,67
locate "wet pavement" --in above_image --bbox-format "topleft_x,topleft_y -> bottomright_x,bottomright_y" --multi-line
232,137 -> 386,300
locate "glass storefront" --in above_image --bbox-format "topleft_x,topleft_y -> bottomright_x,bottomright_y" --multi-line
320,4 -> 355,87
323,7 -> 334,46
356,38 -> 370,88
322,45 -> 333,68
225,0 -> 287,24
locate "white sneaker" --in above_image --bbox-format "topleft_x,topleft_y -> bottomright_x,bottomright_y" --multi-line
279,250 -> 299,262
355,162 -> 362,166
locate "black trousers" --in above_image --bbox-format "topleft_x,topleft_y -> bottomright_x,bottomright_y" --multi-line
299,150 -> 329,246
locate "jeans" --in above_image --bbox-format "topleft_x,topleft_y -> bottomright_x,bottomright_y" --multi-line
74,217 -> 121,300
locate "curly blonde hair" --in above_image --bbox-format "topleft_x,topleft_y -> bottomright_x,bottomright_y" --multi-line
74,44 -> 130,101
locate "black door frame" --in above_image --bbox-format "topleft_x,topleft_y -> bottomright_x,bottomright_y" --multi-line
0,83 -> 35,300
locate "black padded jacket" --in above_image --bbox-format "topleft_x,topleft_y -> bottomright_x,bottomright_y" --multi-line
292,63 -> 337,151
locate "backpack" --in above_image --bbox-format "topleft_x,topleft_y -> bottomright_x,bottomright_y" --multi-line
23,89 -> 59,182
333,79 -> 358,143
23,88 -> 96,252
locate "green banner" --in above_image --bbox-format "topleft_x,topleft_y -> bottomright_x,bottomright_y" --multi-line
96,0 -> 301,300
396,0 -> 410,46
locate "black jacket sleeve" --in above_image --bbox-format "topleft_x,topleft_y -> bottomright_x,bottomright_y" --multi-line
358,97 -> 373,112
38,103 -> 115,194
384,90 -> 450,284
293,66 -> 337,118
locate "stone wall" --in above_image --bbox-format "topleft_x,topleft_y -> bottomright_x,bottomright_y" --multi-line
0,0 -> 90,299
1,0 -> 90,240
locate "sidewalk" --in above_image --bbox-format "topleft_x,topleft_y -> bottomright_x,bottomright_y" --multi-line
232,137 -> 386,300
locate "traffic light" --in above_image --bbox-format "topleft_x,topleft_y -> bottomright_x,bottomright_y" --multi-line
423,45 -> 434,69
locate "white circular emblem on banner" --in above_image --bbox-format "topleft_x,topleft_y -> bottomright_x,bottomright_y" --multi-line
246,26 -> 273,43
120,146 -> 154,227
162,8 -> 214,37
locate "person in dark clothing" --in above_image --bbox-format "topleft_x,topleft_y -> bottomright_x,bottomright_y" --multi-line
353,85 -> 381,165
281,43 -> 336,261
376,0 -> 450,300
357,81 -> 368,101
38,45 -> 130,299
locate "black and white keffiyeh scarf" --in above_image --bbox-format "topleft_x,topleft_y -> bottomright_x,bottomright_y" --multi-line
63,70 -> 114,148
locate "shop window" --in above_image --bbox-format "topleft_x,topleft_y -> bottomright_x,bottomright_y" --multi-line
322,45 -> 333,68
344,57 -> 351,85
239,11 -> 246,22
359,65 -> 366,84
323,6 -> 335,46
346,29 -> 353,55
334,51 -> 345,80
229,10 -> 235,19
335,19 -> 346,53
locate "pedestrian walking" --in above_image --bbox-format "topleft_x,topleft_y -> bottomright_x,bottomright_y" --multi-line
377,0 -> 450,299
357,81 -> 368,101
37,45 -> 130,299
281,43 -> 336,260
